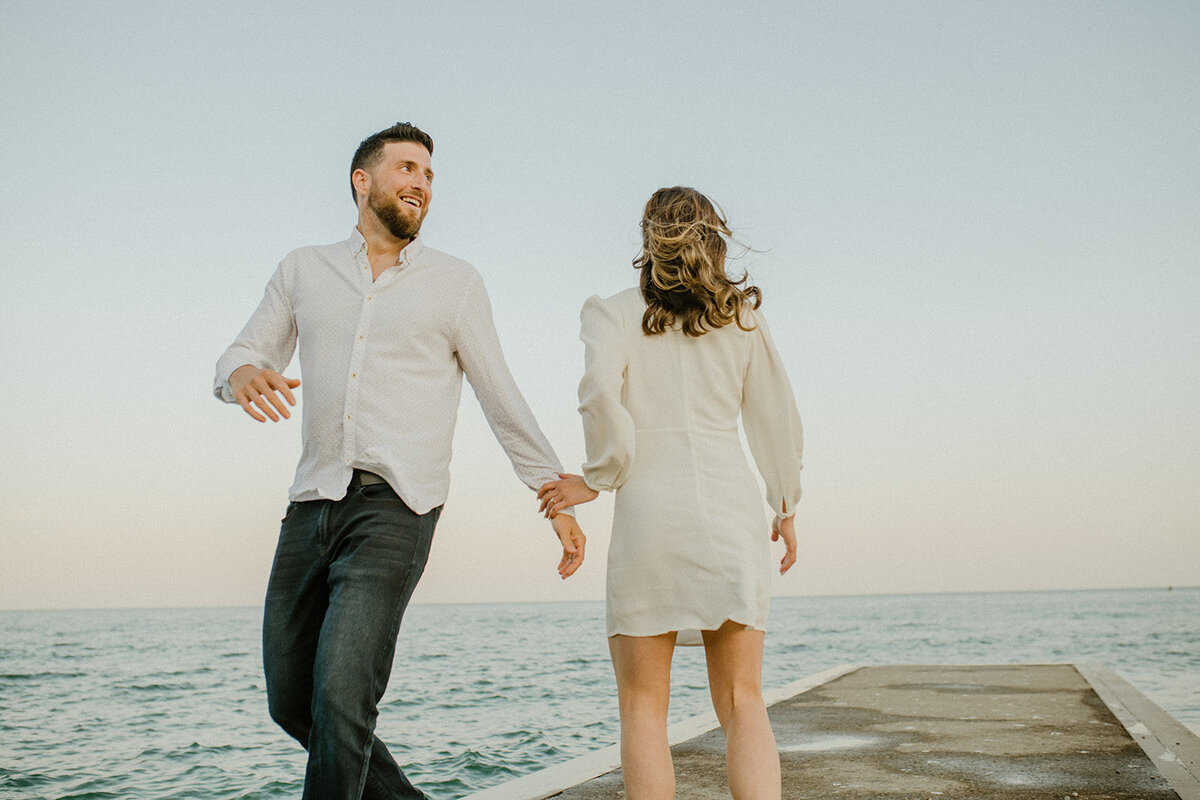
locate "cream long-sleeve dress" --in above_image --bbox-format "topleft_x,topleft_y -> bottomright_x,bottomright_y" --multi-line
579,288 -> 804,645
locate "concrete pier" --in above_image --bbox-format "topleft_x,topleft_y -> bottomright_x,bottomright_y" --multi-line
464,663 -> 1200,800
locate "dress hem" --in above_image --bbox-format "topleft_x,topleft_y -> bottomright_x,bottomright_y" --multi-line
607,616 -> 766,646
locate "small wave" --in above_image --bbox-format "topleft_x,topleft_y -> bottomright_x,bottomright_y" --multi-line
492,728 -> 542,743
245,778 -> 303,797
115,682 -> 197,692
382,696 -> 421,707
171,763 -> 230,780
0,671 -> 87,680
411,738 -> 565,795
0,767 -> 54,789
167,742 -> 239,757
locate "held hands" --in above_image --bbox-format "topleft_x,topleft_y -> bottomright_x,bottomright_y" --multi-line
551,513 -> 586,579
538,474 -> 592,578
772,515 -> 798,574
230,365 -> 300,422
537,473 -> 599,518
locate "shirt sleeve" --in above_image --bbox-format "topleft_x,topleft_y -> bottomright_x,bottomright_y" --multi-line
741,309 -> 804,519
577,295 -> 636,493
454,274 -> 571,508
213,259 -> 298,403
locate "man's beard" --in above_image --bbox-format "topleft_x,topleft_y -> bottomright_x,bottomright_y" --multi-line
368,185 -> 426,240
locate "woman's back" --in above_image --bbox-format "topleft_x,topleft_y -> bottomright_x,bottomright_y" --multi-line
608,287 -> 752,434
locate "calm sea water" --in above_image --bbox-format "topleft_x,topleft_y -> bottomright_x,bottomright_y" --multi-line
1,588 -> 1197,799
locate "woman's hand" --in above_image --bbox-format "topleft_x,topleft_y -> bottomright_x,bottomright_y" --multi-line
538,473 -> 599,518
772,515 -> 797,574
551,514 -> 586,579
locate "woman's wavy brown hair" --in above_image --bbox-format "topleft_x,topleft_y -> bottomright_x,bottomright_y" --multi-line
635,186 -> 761,337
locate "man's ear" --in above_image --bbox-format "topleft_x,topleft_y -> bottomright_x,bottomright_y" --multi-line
351,168 -> 371,205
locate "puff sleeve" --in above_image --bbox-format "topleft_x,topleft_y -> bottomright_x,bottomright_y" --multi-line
578,295 -> 637,492
741,309 -> 804,518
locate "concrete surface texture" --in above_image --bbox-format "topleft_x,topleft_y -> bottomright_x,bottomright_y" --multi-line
548,664 -> 1183,799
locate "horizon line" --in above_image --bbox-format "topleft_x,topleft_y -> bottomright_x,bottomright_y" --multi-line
2,584 -> 1195,614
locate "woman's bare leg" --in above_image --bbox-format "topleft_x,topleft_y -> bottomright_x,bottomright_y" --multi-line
701,621 -> 781,800
608,632 -> 678,799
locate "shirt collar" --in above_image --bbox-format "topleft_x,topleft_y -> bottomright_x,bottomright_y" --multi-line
349,227 -> 424,268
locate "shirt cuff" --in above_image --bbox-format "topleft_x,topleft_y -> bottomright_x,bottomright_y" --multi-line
582,472 -> 608,493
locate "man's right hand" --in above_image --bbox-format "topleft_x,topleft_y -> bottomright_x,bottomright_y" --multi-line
229,364 -> 300,422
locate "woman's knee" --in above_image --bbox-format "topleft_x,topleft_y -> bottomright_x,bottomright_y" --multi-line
709,675 -> 764,719
619,685 -> 671,721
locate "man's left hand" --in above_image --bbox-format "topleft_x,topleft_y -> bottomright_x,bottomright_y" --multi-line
551,514 -> 586,579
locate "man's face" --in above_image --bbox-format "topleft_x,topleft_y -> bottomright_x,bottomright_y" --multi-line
362,140 -> 434,240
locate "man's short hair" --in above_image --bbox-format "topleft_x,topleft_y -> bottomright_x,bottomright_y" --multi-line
350,122 -> 434,203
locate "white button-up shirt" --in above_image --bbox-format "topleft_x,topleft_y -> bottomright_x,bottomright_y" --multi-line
214,229 -> 566,514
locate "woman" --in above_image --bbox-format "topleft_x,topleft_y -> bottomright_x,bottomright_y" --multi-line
538,186 -> 804,800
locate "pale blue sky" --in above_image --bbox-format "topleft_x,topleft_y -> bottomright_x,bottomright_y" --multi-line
2,1 -> 1198,609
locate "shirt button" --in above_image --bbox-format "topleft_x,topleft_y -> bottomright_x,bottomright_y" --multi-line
346,414 -> 352,420
352,372 -> 357,378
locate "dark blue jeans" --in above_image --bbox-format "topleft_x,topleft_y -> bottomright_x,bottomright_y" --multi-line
263,477 -> 441,800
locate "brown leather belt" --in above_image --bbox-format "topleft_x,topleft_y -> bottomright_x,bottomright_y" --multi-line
350,469 -> 387,487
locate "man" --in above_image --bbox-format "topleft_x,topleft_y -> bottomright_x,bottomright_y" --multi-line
213,122 -> 585,800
